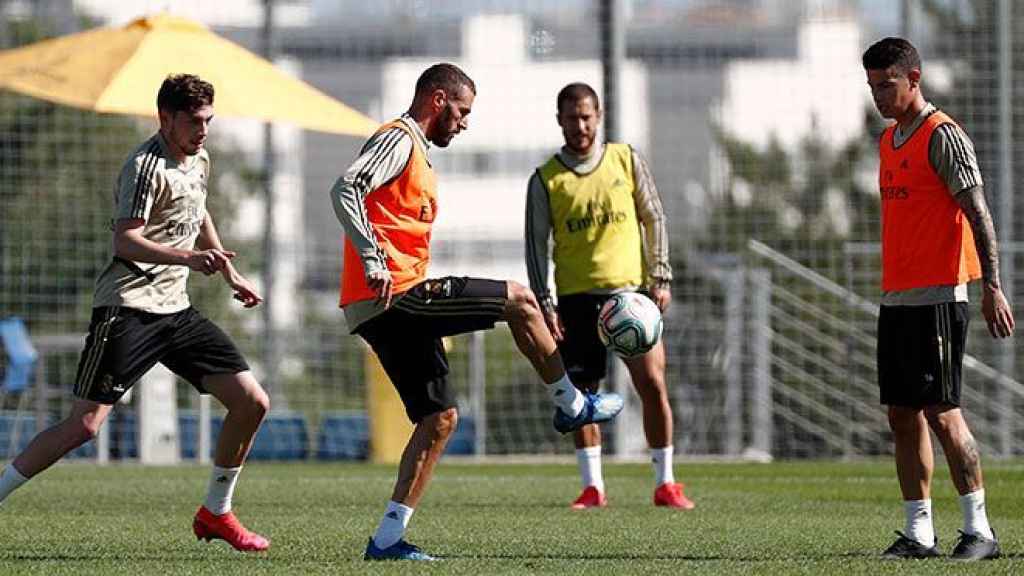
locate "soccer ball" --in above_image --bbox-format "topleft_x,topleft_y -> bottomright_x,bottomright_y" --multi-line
597,292 -> 663,358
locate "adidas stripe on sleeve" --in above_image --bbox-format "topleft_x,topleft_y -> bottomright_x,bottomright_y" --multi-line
930,122 -> 983,196
524,171 -> 555,311
631,148 -> 672,287
115,141 -> 163,223
330,124 -> 413,276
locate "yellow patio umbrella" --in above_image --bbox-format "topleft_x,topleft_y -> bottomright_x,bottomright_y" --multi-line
0,14 -> 378,136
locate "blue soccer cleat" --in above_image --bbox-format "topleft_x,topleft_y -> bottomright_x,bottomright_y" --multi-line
364,537 -> 436,561
553,392 -> 625,434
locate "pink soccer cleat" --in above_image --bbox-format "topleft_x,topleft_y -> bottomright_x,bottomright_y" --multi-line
192,506 -> 270,552
570,486 -> 607,509
653,482 -> 695,509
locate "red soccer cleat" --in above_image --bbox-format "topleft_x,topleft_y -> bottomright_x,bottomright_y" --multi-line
653,482 -> 695,509
193,506 -> 270,552
570,485 -> 607,509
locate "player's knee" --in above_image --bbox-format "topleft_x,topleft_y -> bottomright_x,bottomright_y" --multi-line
71,417 -> 102,444
433,407 -> 459,438
886,407 -> 919,435
923,407 -> 957,436
506,282 -> 541,322
249,386 -> 270,420
636,380 -> 668,404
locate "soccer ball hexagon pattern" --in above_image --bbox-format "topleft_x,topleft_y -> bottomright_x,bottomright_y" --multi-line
596,292 -> 663,358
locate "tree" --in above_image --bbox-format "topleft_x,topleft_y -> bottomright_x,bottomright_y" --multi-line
698,109 -> 884,274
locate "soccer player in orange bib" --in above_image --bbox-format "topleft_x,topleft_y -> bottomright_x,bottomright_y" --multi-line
864,37 -> 1014,561
330,64 -> 624,561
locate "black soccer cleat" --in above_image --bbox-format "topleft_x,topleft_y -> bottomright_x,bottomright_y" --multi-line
881,531 -> 940,559
951,530 -> 1000,561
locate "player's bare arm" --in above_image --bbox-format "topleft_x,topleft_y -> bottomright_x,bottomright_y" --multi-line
197,213 -> 262,307
113,218 -> 233,275
956,185 -> 1015,338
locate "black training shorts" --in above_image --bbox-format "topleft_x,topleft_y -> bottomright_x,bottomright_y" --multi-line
557,293 -> 614,384
877,302 -> 967,407
74,306 -> 249,404
356,277 -> 507,423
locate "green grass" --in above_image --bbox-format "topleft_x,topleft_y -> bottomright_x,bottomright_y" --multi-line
1,460 -> 1022,575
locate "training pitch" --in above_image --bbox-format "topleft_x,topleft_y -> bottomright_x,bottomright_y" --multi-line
0,460 -> 1021,575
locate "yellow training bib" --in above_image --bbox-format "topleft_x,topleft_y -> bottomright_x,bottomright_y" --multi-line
538,143 -> 644,295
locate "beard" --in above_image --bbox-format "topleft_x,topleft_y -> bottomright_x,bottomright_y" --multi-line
429,107 -> 457,147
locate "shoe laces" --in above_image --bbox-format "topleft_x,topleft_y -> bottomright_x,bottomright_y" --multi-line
890,530 -> 932,551
953,529 -> 988,547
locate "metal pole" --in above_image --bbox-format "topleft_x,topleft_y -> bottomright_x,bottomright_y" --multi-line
996,0 -> 1014,458
900,0 -> 913,39
469,331 -> 486,457
723,267 -> 744,456
261,0 -> 280,402
748,269 -> 773,460
0,0 -> 9,49
599,0 -> 625,142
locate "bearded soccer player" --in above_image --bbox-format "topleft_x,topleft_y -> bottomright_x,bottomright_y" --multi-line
525,83 -> 693,510
330,63 -> 624,561
864,37 -> 1014,561
0,74 -> 270,552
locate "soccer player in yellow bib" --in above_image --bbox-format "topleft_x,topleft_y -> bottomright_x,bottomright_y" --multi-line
526,82 -> 693,510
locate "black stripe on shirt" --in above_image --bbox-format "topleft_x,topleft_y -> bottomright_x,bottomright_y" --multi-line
131,142 -> 162,219
354,128 -> 405,194
938,124 -> 980,190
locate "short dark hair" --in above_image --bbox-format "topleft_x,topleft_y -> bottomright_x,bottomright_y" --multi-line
862,37 -> 921,74
415,63 -> 476,99
556,82 -> 600,113
157,74 -> 215,114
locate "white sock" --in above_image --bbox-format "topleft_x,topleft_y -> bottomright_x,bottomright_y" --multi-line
903,499 -> 935,547
576,446 -> 604,492
651,446 -> 675,487
548,374 -> 584,416
373,501 -> 414,549
0,464 -> 29,503
204,465 -> 242,515
959,489 -> 994,539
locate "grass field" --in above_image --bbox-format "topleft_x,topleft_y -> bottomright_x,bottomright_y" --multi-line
0,460 -> 1021,575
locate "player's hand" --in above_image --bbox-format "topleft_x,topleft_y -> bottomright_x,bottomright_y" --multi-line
224,267 -> 262,308
544,307 -> 565,342
981,283 -> 1014,338
366,269 -> 393,308
186,249 -> 236,275
649,285 -> 671,313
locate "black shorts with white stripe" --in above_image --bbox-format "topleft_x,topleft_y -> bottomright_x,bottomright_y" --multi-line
877,302 -> 967,407
74,306 -> 249,404
356,277 -> 507,422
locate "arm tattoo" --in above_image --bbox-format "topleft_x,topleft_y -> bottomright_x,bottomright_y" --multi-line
957,186 -> 1001,287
